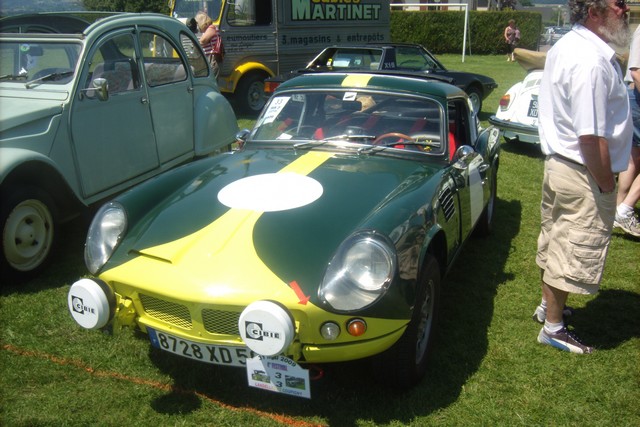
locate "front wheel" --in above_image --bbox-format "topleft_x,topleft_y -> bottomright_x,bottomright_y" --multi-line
1,186 -> 57,282
372,254 -> 441,388
466,87 -> 483,114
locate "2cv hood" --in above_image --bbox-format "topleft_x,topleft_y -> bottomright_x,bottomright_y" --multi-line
0,90 -> 67,135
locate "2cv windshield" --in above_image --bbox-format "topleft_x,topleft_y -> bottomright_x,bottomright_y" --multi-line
251,90 -> 445,155
0,41 -> 81,83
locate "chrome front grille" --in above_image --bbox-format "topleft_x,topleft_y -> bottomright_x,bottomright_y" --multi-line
139,294 -> 192,329
202,309 -> 240,335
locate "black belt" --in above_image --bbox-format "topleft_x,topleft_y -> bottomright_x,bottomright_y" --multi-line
549,153 -> 583,167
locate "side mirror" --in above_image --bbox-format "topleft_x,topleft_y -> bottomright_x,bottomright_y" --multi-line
456,145 -> 474,159
234,129 -> 250,149
92,78 -> 109,101
452,145 -> 477,170
79,77 -> 109,101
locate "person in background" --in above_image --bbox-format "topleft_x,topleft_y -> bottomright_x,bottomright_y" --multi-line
504,19 -> 520,61
194,11 -> 222,77
615,24 -> 640,237
187,17 -> 198,34
533,0 -> 632,354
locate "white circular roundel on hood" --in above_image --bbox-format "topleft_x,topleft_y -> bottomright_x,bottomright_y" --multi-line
217,172 -> 323,212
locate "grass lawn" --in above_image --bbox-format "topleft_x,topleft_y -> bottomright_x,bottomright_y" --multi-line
1,54 -> 638,427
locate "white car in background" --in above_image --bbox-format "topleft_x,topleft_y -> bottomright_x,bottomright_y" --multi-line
489,48 -> 545,145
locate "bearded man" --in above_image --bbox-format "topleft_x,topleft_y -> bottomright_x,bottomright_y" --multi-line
533,0 -> 633,353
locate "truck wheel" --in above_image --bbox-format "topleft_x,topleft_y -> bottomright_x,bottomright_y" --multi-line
236,73 -> 267,115
372,254 -> 440,388
1,186 -> 57,282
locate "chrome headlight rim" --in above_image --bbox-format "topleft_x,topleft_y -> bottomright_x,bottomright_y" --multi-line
319,230 -> 396,313
84,201 -> 127,275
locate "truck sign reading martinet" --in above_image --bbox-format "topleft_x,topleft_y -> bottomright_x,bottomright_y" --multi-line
170,0 -> 390,114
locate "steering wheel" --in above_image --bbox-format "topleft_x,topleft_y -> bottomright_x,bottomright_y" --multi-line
373,132 -> 415,145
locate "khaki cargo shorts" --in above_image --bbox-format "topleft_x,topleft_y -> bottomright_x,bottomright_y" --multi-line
535,156 -> 616,295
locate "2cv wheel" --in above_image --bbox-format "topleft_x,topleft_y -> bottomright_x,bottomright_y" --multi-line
1,186 -> 57,282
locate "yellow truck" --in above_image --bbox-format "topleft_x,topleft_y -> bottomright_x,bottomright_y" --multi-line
169,0 -> 390,114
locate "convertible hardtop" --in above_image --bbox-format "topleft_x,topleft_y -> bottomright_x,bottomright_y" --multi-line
276,72 -> 465,100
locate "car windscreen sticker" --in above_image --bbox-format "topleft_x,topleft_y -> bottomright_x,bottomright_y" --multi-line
218,172 -> 323,212
469,163 -> 484,225
261,96 -> 290,125
343,91 -> 357,101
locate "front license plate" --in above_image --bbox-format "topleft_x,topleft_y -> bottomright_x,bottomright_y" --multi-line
148,328 -> 255,367
527,99 -> 538,117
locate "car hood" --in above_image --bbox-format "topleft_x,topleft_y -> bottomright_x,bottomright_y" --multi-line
104,147 -> 442,307
0,90 -> 67,134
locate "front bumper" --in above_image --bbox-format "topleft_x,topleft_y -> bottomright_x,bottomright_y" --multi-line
488,115 -> 539,144
68,277 -> 408,365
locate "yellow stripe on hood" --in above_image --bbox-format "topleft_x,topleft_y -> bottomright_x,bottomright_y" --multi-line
103,151 -> 333,304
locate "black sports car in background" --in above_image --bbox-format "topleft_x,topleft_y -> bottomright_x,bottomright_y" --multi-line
264,43 -> 498,113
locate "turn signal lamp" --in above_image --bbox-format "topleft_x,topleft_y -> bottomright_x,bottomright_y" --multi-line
347,319 -> 367,337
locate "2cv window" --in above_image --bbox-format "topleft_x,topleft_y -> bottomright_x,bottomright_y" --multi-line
139,32 -> 188,87
179,32 -> 208,78
85,33 -> 140,95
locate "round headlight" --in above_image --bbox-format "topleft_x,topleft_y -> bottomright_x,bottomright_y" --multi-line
319,230 -> 396,312
85,202 -> 127,274
343,238 -> 394,291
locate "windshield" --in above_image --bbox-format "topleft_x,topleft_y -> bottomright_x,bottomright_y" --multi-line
172,0 -> 224,22
251,90 -> 445,156
0,41 -> 81,83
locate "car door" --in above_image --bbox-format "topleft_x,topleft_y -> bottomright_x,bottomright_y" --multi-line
138,30 -> 194,164
447,99 -> 485,240
71,30 -> 159,198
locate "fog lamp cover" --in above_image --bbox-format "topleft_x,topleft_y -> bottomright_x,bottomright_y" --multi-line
68,278 -> 115,329
239,301 -> 295,356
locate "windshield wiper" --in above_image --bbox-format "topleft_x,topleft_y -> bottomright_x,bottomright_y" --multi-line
293,133 -> 376,149
293,140 -> 330,149
25,70 -> 74,88
0,73 -> 27,81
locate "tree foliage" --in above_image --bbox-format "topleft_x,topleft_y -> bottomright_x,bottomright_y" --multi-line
82,0 -> 169,14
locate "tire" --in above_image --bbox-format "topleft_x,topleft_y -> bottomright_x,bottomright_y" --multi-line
235,73 -> 267,115
373,254 -> 441,389
474,164 -> 497,237
1,186 -> 58,282
466,86 -> 483,114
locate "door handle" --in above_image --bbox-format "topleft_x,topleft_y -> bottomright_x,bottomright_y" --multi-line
140,97 -> 148,104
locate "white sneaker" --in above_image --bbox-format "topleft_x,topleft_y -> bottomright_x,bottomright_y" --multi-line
614,213 -> 640,237
537,327 -> 593,354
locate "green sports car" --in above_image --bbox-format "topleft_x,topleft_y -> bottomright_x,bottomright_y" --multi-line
68,72 -> 500,398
